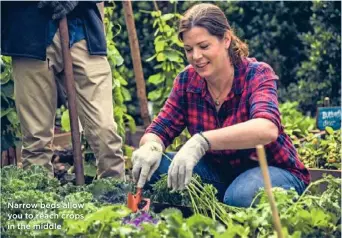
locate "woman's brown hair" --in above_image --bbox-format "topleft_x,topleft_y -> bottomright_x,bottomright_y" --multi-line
178,3 -> 249,66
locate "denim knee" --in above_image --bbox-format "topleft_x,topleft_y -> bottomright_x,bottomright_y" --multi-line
222,166 -> 306,207
223,180 -> 260,207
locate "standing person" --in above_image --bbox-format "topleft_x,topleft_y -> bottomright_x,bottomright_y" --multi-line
131,3 -> 310,207
1,1 -> 125,179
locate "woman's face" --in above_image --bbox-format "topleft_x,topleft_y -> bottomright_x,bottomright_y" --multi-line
183,26 -> 230,80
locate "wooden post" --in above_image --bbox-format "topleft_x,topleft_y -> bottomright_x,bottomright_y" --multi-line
153,0 -> 159,11
1,150 -> 9,167
323,97 -> 330,107
256,145 -> 284,238
122,0 -> 151,128
59,17 -> 85,185
8,147 -> 16,165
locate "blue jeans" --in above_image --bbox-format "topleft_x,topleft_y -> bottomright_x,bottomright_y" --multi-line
149,152 -> 307,207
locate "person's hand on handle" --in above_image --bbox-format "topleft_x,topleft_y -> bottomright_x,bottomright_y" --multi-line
168,133 -> 210,191
132,141 -> 163,188
38,1 -> 79,20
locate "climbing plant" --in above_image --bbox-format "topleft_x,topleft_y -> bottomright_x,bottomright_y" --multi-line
0,56 -> 21,151
143,6 -> 185,114
104,3 -> 136,141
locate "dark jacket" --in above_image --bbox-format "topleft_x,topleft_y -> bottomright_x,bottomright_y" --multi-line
1,1 -> 106,60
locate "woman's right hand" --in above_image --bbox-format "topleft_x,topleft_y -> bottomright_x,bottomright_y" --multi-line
131,141 -> 163,188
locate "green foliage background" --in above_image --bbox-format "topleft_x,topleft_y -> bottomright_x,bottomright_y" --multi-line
1,1 -> 340,150
113,1 -> 340,120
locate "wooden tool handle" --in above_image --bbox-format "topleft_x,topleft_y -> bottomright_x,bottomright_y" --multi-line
256,145 -> 283,238
59,17 -> 84,185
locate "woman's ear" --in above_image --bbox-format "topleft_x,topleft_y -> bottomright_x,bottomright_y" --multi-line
224,30 -> 231,49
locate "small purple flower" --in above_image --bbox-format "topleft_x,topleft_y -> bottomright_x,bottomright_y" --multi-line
122,211 -> 159,227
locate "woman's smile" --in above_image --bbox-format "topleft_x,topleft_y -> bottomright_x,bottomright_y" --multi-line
196,62 -> 209,70
183,26 -> 230,80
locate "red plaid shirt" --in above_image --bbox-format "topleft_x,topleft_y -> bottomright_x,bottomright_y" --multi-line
146,58 -> 310,185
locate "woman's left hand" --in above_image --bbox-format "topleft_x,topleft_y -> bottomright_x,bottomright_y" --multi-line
167,133 -> 209,191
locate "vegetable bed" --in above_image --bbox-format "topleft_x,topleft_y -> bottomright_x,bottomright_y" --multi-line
1,165 -> 341,238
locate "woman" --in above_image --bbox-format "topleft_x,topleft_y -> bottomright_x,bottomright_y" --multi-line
132,3 -> 309,207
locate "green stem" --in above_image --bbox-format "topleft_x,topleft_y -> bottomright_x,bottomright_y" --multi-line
163,152 -> 231,225
188,183 -> 229,224
249,190 -> 264,208
97,224 -> 105,238
283,178 -> 328,216
187,186 -> 199,214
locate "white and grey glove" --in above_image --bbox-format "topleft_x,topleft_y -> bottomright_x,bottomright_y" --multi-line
167,133 -> 210,191
132,141 -> 163,188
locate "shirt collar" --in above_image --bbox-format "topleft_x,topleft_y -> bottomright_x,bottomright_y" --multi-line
186,58 -> 249,96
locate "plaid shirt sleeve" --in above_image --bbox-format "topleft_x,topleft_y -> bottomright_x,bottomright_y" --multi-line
248,63 -> 282,131
145,75 -> 186,147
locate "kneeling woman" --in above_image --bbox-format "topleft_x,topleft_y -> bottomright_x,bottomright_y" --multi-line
131,3 -> 309,207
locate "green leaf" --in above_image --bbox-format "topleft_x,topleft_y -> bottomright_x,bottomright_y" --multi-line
1,82 -> 14,99
325,126 -> 334,135
148,88 -> 163,100
84,205 -> 131,224
61,110 -> 71,132
155,40 -> 166,52
1,108 -> 13,118
156,52 -> 165,62
124,114 -> 136,133
310,208 -> 331,227
84,162 -> 97,177
146,54 -> 157,62
121,87 -> 132,101
164,50 -> 183,62
7,111 -> 19,126
148,73 -> 165,85
161,13 -> 175,21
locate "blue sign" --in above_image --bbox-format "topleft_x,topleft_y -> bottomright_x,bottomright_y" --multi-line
316,107 -> 341,130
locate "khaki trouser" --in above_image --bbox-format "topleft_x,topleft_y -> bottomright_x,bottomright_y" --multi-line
12,31 -> 125,179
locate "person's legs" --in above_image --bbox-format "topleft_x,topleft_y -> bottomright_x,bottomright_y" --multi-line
68,37 -> 125,179
223,166 -> 307,207
12,34 -> 63,176
149,153 -> 228,200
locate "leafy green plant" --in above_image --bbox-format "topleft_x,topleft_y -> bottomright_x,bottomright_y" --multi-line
141,6 -> 191,152
105,4 -> 137,141
150,174 -> 191,206
279,101 -> 316,140
144,8 -> 184,114
1,165 -> 341,238
0,56 -> 21,151
296,127 -> 341,169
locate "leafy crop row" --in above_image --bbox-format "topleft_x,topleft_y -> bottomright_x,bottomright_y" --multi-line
1,165 -> 340,237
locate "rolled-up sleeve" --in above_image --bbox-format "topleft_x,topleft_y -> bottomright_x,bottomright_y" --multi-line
145,76 -> 186,147
249,65 -> 281,131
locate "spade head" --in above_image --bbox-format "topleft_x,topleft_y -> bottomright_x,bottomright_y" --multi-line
127,188 -> 150,212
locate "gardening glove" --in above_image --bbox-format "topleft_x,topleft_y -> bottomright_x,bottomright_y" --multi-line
38,1 -> 79,20
132,141 -> 163,188
168,133 -> 210,191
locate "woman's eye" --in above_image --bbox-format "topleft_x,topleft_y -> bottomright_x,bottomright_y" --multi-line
185,48 -> 192,53
200,45 -> 209,49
